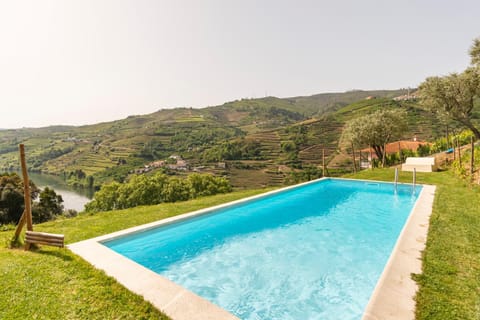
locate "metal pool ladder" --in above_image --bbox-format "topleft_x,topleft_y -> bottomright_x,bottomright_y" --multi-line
394,168 -> 399,192
412,168 -> 416,193
394,167 -> 416,193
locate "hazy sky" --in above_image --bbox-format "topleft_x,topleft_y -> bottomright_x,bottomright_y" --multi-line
1,0 -> 479,129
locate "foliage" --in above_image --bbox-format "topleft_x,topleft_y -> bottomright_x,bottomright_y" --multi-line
418,69 -> 480,138
285,166 -> 323,184
341,109 -> 407,161
281,140 -> 297,153
470,37 -> 480,66
31,187 -> 64,223
63,209 -> 78,218
31,147 -> 74,169
0,173 -> 65,225
0,173 -> 39,225
202,139 -> 263,162
430,130 -> 474,153
416,144 -> 431,157
418,37 -> 480,139
85,172 -> 232,212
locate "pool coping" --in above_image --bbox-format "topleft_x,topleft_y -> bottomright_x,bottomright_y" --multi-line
362,183 -> 436,320
68,178 -> 435,320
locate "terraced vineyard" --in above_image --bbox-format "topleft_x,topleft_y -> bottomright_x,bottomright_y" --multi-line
246,131 -> 282,160
0,89 -> 454,189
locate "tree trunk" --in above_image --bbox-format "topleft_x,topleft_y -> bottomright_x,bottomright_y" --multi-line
351,142 -> 357,173
457,117 -> 480,140
371,145 -> 383,162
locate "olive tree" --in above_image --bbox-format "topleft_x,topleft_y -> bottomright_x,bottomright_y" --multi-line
342,109 -> 407,164
470,37 -> 480,66
418,37 -> 480,139
418,68 -> 480,139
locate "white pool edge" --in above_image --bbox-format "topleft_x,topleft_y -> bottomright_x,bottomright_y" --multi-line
68,177 -> 329,320
362,184 -> 436,320
68,178 -> 435,320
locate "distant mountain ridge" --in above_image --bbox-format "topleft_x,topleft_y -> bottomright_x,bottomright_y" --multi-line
2,88 -> 442,189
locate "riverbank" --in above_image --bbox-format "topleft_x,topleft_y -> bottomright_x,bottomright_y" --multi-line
9,171 -> 93,212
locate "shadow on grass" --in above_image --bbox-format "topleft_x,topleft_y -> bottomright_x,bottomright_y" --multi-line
31,246 -> 74,261
5,238 -> 73,261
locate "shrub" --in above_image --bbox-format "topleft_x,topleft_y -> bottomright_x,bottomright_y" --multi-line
85,172 -> 233,212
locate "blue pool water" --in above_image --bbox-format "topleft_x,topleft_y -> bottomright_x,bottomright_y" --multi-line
105,178 -> 422,320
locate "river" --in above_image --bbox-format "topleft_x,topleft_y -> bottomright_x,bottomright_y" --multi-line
20,172 -> 93,212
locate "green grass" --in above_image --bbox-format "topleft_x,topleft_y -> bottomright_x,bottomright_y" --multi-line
2,169 -> 480,319
344,169 -> 480,319
0,188 -> 271,320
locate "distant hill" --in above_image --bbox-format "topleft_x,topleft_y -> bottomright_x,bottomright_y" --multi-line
0,89 -> 448,189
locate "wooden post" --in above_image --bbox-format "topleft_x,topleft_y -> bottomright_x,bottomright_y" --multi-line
370,148 -> 373,170
322,149 -> 326,177
470,136 -> 474,177
446,125 -> 449,150
13,144 -> 33,241
458,138 -> 462,166
359,151 -> 362,170
398,141 -> 402,163
351,142 -> 357,173
413,168 -> 416,190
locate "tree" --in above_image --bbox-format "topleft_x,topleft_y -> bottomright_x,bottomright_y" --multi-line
418,69 -> 480,139
470,37 -> 480,66
84,181 -> 121,212
32,187 -> 64,223
341,109 -> 407,163
0,173 -> 39,225
418,37 -> 480,139
84,172 -> 232,212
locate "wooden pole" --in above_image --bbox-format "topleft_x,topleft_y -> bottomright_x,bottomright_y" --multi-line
14,209 -> 26,240
322,149 -> 326,177
370,148 -> 373,170
13,144 -> 33,242
458,138 -> 462,166
470,136 -> 474,177
398,141 -> 402,163
351,142 -> 357,173
446,125 -> 449,150
20,145 -> 33,232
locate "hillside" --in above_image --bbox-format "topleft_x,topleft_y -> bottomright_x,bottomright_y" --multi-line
0,89 -> 447,189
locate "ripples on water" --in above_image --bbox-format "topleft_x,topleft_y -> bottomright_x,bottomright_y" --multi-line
107,179 -> 421,320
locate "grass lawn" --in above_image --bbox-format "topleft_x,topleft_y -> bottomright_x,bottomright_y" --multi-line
343,169 -> 480,320
1,170 -> 479,319
0,189 -> 269,320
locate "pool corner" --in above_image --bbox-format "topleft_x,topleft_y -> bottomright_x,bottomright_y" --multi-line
69,239 -> 240,320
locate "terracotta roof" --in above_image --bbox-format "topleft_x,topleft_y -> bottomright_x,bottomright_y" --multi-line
361,140 -> 430,156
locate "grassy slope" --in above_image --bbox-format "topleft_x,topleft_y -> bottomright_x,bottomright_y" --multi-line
2,168 -> 479,319
0,189 -> 270,320
344,169 -> 480,320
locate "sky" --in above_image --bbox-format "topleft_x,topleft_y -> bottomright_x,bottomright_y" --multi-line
0,0 -> 479,129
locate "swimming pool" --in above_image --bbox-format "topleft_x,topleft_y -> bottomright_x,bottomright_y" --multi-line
102,178 -> 422,320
